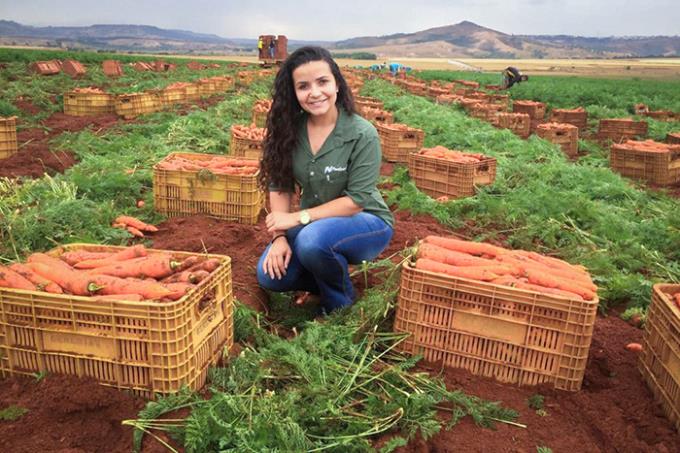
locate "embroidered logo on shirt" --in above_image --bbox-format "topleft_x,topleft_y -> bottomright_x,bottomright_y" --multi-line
324,165 -> 347,181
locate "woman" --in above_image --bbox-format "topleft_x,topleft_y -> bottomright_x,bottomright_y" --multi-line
256,46 -> 394,314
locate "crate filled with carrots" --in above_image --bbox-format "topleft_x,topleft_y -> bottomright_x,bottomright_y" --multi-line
407,146 -> 497,199
609,139 -> 680,185
376,122 -> 425,164
394,235 -> 599,391
354,95 -> 383,113
153,152 -> 263,224
639,284 -> 680,432
361,107 -> 393,125
0,243 -> 233,397
251,99 -> 272,128
230,124 -> 266,160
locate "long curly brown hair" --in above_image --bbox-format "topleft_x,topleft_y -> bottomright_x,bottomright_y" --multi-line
258,46 -> 356,191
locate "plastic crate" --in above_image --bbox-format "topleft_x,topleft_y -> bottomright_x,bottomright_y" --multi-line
362,108 -> 393,125
639,284 -> 680,432
469,103 -> 505,125
153,152 -> 263,224
115,92 -> 162,119
512,101 -> 546,121
158,87 -> 188,107
536,123 -> 579,158
610,142 -> 680,185
0,116 -> 18,160
597,119 -> 648,143
0,244 -> 233,398
197,79 -> 217,97
63,91 -> 116,116
376,123 -> 425,164
230,127 -> 266,160
669,133 -> 680,145
496,113 -> 530,139
394,262 -> 598,391
354,96 -> 383,111
550,108 -> 588,133
408,151 -> 497,199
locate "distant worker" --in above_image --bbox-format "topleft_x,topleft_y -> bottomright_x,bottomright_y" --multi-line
269,38 -> 276,59
369,63 -> 381,72
388,62 -> 403,77
501,66 -> 528,89
258,36 -> 264,59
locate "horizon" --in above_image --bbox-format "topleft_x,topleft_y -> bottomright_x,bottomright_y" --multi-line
2,0 -> 679,41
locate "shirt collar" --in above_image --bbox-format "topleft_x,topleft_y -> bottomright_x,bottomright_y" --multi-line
300,107 -> 359,158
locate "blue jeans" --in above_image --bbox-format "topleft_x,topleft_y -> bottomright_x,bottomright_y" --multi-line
257,212 -> 393,313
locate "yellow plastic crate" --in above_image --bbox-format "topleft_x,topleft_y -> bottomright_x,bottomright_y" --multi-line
0,116 -> 18,160
376,123 -> 424,164
153,152 -> 263,224
0,244 -> 233,398
408,151 -> 497,199
63,91 -> 116,116
639,284 -> 680,432
394,262 -> 598,391
115,92 -> 162,119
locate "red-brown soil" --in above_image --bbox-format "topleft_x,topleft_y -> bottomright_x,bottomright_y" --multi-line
1,211 -> 678,452
0,113 -> 119,179
14,98 -> 41,116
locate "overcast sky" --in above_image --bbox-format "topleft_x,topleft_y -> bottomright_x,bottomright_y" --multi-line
2,0 -> 679,41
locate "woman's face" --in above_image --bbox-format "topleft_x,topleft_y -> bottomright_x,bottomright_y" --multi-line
292,60 -> 338,117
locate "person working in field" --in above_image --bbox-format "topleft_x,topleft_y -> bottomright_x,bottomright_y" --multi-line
269,38 -> 277,59
501,66 -> 528,89
388,62 -> 403,77
257,36 -> 264,59
256,46 -> 394,315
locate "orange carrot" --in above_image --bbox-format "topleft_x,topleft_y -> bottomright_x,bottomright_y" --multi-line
61,251 -> 113,266
91,275 -> 173,300
73,245 -> 147,269
28,262 -> 101,296
525,269 -> 596,301
115,215 -> 159,233
126,226 -> 145,237
95,294 -> 144,302
175,255 -> 203,272
163,282 -> 195,300
27,253 -> 76,272
0,265 -> 37,291
496,254 -> 597,291
625,343 -> 643,352
187,258 -> 221,273
162,270 -> 198,284
424,236 -> 505,258
9,263 -> 63,293
415,258 -> 500,281
512,280 -> 585,301
88,254 -> 181,279
418,243 -> 497,267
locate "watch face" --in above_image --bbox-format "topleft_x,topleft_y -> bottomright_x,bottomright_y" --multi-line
300,210 -> 310,224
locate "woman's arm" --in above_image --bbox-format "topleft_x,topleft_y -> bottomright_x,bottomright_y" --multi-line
268,191 -> 293,238
265,195 -> 361,233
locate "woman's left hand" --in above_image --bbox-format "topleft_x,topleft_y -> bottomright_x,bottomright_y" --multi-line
266,211 -> 300,232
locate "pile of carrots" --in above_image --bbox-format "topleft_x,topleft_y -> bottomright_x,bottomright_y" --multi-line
231,124 -> 266,141
416,146 -> 489,164
165,82 -> 194,91
72,87 -> 107,94
378,123 -> 420,132
0,245 -> 222,302
536,122 -> 578,131
156,154 -> 259,175
112,215 -> 158,238
613,140 -> 679,153
253,99 -> 272,113
415,235 -> 597,301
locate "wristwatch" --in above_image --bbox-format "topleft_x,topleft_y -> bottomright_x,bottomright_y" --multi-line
299,210 -> 311,225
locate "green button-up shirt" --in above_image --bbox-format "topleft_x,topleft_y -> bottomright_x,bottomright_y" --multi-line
270,108 -> 394,227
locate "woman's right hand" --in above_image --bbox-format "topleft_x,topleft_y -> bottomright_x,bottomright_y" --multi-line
263,236 -> 292,280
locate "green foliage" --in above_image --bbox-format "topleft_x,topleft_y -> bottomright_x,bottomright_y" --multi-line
537,447 -> 553,453
527,394 -> 545,410
333,52 -> 378,60
0,405 -> 28,421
